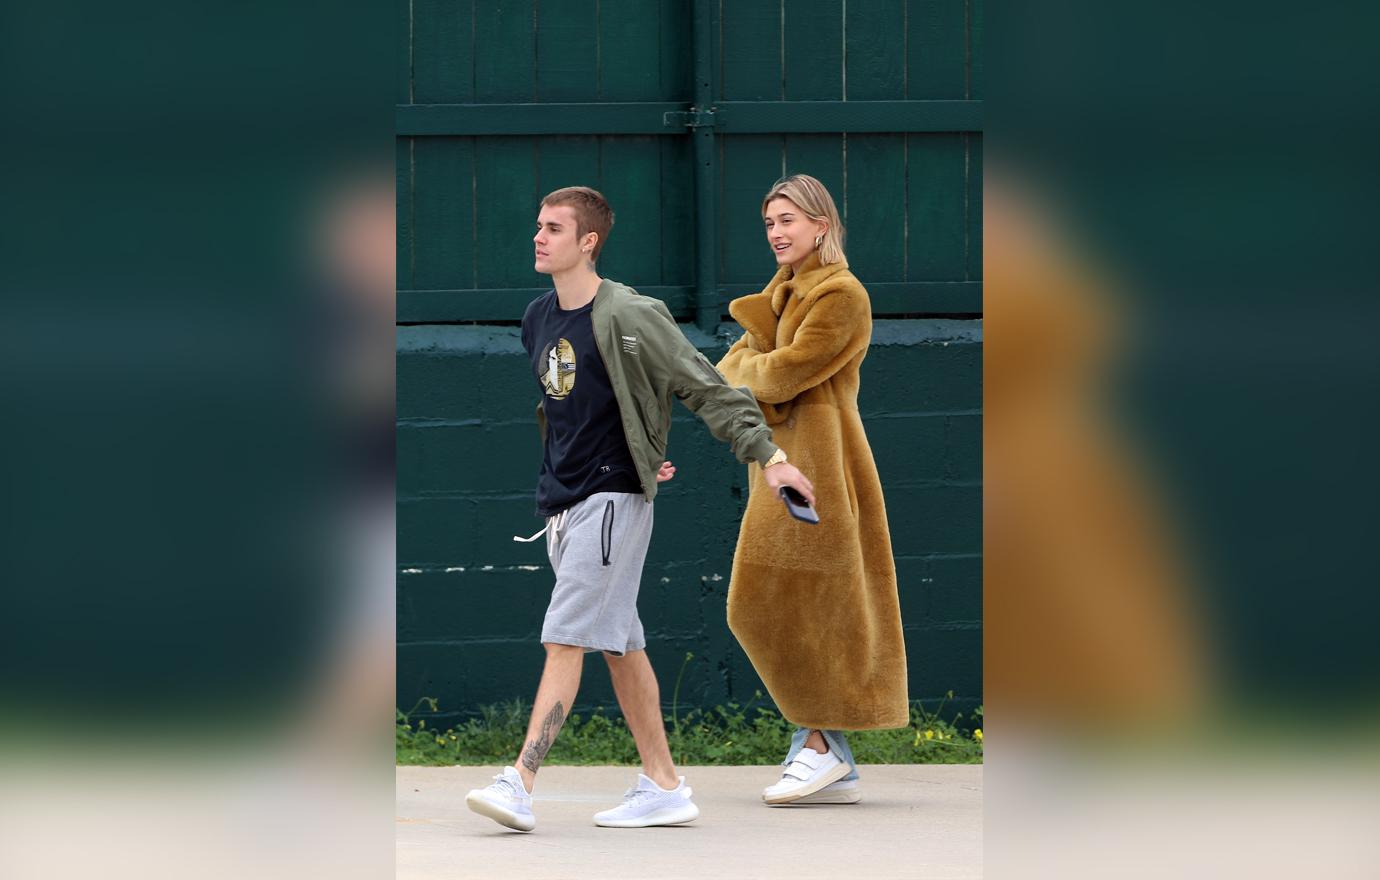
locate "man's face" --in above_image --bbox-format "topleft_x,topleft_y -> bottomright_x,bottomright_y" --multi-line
533,204 -> 587,275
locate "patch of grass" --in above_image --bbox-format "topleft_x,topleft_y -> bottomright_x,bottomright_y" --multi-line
397,681 -> 981,767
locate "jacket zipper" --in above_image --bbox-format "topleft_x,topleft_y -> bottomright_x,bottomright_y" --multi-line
590,291 -> 651,494
600,500 -> 615,566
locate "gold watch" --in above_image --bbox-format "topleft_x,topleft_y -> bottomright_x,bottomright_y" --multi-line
762,448 -> 788,469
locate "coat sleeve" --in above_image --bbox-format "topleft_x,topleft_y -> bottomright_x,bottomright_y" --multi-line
718,286 -> 870,405
636,301 -> 779,465
717,333 -> 795,426
720,332 -> 753,361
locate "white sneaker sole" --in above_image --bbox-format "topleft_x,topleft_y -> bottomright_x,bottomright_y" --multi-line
781,784 -> 861,805
762,759 -> 852,805
593,801 -> 700,828
465,791 -> 536,832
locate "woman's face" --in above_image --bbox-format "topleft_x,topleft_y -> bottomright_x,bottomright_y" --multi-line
764,197 -> 828,271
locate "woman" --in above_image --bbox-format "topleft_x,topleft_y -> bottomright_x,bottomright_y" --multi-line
717,174 -> 908,805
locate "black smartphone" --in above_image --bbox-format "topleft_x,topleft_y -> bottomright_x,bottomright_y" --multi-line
778,486 -> 820,524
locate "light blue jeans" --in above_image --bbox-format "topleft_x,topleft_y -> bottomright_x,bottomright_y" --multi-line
784,728 -> 860,782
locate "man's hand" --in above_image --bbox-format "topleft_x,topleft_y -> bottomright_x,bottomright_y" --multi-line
762,462 -> 815,506
656,460 -> 677,483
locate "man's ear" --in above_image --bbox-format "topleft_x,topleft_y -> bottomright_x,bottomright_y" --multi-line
582,232 -> 599,254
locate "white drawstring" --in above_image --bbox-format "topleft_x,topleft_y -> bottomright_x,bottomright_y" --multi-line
513,508 -> 567,543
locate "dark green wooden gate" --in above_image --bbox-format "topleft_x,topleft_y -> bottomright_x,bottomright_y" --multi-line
397,0 -> 982,724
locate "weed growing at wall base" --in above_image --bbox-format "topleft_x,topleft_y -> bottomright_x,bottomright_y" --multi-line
396,694 -> 982,766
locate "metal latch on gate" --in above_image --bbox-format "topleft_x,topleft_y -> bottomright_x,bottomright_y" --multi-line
663,107 -> 717,129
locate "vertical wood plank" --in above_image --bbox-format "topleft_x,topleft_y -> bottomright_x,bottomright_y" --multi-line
598,0 -> 662,101
783,134 -> 844,204
475,0 -> 536,101
412,137 -> 475,290
660,134 -> 695,285
905,0 -> 966,99
968,0 -> 982,98
397,0 -> 413,104
720,135 -> 786,284
846,0 -> 905,99
536,0 -> 598,101
660,0 -> 692,101
475,137 -> 540,288
721,0 -> 782,100
397,138 -> 414,290
535,135 -> 600,196
905,132 -> 965,281
413,0 -> 475,102
598,137 -> 662,286
966,133 -> 982,280
845,134 -> 906,282
784,0 -> 842,100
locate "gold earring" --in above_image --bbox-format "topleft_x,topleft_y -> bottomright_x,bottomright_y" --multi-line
814,235 -> 823,248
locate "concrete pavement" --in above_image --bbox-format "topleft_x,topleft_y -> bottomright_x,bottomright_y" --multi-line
397,764 -> 982,879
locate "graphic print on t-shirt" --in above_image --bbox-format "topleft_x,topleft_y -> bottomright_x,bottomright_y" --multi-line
541,338 -> 577,399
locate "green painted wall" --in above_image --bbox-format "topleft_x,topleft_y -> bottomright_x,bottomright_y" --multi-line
397,0 -> 982,724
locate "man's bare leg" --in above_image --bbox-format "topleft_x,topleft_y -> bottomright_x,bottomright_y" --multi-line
515,643 -> 584,794
604,649 -> 679,790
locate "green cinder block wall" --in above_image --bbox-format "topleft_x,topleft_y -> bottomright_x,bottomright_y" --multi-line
397,320 -> 981,723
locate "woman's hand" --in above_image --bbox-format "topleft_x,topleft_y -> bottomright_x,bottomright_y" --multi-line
762,462 -> 815,506
656,460 -> 677,483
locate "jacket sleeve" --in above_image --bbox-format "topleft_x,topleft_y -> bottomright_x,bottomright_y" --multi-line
639,302 -> 779,465
717,286 -> 870,405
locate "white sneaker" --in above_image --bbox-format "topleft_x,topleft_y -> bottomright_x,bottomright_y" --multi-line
465,766 -> 536,832
762,747 -> 851,804
593,773 -> 700,828
781,778 -> 861,805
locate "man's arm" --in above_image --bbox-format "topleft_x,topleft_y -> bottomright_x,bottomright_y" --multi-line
636,301 -> 816,503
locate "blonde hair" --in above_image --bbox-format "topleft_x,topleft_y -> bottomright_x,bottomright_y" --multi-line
541,186 -> 615,262
761,174 -> 846,265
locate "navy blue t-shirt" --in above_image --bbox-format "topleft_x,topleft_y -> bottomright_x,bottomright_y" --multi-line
521,290 -> 641,516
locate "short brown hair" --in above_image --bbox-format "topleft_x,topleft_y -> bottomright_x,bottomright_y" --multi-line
541,186 -> 615,263
762,174 -> 846,265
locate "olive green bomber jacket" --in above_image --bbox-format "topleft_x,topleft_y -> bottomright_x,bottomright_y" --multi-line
535,279 -> 779,503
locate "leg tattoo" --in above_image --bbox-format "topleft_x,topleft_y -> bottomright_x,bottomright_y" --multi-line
520,701 -> 565,773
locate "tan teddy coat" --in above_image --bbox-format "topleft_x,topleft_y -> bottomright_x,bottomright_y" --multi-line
717,253 -> 909,730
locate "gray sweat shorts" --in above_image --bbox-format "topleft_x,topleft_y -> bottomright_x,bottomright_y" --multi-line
542,491 -> 654,655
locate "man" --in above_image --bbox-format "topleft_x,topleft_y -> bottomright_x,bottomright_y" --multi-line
465,186 -> 815,831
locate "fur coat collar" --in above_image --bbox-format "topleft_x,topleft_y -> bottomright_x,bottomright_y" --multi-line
729,252 -> 852,352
